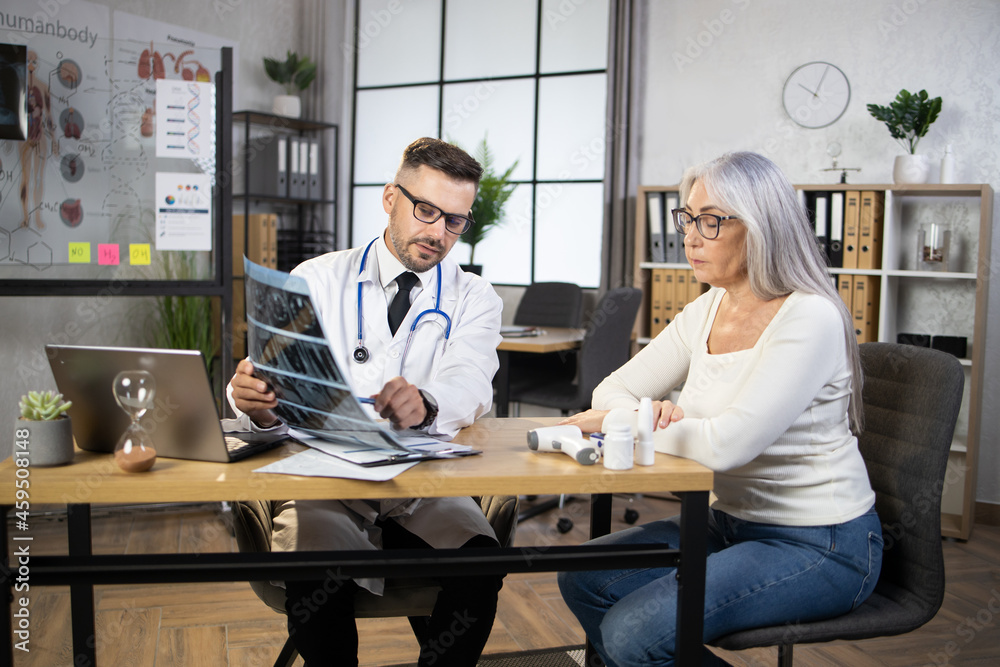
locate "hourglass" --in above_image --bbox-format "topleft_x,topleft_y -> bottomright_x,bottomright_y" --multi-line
112,370 -> 158,472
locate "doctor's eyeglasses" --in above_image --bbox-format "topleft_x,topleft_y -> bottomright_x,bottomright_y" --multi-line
671,209 -> 739,240
395,184 -> 475,235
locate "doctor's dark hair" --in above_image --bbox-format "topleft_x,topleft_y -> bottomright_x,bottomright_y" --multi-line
679,151 -> 864,434
395,137 -> 483,188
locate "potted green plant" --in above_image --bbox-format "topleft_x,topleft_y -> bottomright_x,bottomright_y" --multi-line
866,89 -> 942,184
263,50 -> 317,118
16,390 -> 75,466
461,137 -> 519,275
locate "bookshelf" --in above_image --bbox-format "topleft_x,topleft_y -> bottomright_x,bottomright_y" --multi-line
633,183 -> 994,540
231,111 -> 339,359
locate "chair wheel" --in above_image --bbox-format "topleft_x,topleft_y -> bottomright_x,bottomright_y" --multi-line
556,517 -> 574,533
624,508 -> 639,524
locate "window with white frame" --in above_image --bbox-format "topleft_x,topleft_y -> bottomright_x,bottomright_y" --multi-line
350,0 -> 610,288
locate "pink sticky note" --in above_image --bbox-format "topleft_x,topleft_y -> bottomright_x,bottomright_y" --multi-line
98,244 -> 120,265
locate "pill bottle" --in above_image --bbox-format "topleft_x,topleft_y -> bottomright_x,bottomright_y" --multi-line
602,422 -> 634,470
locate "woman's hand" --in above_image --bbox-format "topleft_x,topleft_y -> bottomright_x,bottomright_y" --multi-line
559,409 -> 610,434
651,400 -> 683,429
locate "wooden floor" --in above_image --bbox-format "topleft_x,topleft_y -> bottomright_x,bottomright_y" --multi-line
8,495 -> 1000,666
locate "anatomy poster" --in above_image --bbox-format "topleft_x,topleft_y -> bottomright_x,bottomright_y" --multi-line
0,3 -> 235,277
0,0 -> 110,270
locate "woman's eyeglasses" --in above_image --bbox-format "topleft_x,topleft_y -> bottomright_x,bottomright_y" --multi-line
671,209 -> 739,240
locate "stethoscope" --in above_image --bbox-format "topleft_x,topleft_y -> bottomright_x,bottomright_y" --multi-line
353,238 -> 453,365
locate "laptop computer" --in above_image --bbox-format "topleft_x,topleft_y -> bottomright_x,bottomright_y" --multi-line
46,344 -> 288,463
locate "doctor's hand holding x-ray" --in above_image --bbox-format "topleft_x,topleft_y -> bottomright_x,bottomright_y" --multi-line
231,358 -> 429,430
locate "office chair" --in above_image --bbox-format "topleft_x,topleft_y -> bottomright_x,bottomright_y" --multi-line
513,281 -> 584,328
710,342 -> 964,666
231,496 -> 519,667
511,287 -> 642,532
510,286 -> 641,414
505,282 -> 586,396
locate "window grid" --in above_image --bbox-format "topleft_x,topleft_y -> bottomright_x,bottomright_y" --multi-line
350,0 -> 609,286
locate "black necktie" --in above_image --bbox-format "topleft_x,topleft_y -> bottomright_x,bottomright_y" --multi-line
387,272 -> 419,336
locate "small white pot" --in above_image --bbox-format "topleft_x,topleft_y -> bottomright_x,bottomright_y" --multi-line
272,94 -> 302,118
15,417 -> 75,466
893,154 -> 931,184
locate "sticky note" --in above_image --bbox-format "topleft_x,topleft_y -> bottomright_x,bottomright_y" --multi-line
98,244 -> 120,265
129,244 -> 151,265
68,242 -> 91,263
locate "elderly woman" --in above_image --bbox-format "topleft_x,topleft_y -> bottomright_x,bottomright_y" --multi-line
558,151 -> 882,666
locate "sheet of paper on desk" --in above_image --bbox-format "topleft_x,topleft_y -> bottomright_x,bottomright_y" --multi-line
300,431 -> 478,466
253,447 -> 418,480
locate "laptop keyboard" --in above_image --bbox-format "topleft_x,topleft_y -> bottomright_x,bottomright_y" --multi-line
224,434 -> 286,461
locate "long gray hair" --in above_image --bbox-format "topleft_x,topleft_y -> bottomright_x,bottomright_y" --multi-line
679,151 -> 863,433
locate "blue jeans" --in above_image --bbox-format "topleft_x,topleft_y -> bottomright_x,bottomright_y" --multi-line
558,506 -> 882,667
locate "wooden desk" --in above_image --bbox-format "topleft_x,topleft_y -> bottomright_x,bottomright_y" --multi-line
495,327 -> 586,417
1,417 -> 712,665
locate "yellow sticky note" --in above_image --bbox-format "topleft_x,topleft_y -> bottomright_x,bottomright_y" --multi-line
68,243 -> 91,263
129,244 -> 151,265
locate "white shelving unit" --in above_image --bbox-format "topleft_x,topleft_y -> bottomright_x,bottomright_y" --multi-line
633,183 -> 993,540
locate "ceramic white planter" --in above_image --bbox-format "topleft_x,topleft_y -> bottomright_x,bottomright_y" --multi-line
272,94 -> 302,118
893,154 -> 931,184
15,417 -> 75,466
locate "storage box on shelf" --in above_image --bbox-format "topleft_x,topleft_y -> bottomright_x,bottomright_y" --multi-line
231,111 -> 338,360
633,183 -> 993,540
233,110 -> 339,273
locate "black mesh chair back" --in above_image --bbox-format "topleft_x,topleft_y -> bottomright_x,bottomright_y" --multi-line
510,287 -> 641,413
711,342 -> 964,665
513,282 -> 584,329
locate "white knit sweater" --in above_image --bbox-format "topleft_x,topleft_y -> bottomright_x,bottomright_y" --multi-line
596,288 -> 875,526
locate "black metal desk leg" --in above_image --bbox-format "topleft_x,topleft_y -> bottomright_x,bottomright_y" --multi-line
68,504 -> 97,666
495,349 -> 511,418
583,494 -> 613,666
676,491 -> 709,666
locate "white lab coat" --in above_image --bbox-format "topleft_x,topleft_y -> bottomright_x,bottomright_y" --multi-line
231,235 -> 503,594
291,236 -> 502,438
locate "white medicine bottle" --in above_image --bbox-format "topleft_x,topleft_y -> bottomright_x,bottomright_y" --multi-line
603,422 -> 634,470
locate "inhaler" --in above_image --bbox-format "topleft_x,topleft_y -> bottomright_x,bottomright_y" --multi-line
526,425 -> 600,465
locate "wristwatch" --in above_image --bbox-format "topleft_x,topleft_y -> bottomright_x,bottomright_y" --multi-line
417,389 -> 439,430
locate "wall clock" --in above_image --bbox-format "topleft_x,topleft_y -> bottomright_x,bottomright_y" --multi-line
782,62 -> 851,129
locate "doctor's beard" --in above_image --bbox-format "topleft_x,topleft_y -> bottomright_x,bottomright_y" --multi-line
388,220 -> 447,273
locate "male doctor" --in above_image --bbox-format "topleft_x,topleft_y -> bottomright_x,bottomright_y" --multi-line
229,137 -> 504,666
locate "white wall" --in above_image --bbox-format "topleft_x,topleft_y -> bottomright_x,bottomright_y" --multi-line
638,0 -> 1000,506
